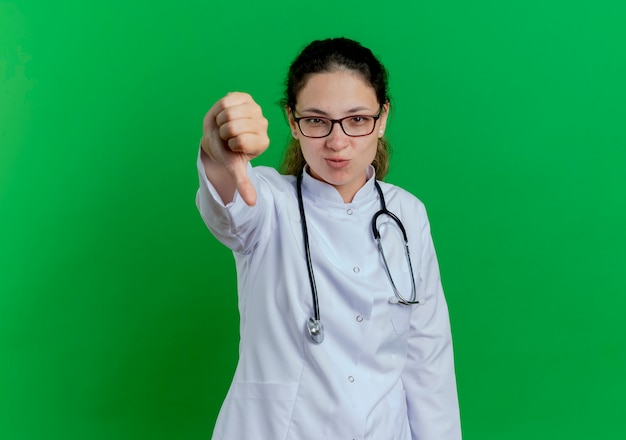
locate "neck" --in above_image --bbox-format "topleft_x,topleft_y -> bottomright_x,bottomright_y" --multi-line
305,167 -> 369,204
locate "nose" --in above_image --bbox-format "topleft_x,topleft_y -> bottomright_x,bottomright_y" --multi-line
325,122 -> 349,151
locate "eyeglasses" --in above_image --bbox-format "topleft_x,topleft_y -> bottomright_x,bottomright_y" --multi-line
292,107 -> 383,138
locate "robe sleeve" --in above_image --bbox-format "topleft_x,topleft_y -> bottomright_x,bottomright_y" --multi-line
195,151 -> 272,255
402,202 -> 463,440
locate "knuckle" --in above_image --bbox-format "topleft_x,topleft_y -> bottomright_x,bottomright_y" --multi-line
218,106 -> 234,123
261,137 -> 270,150
227,136 -> 243,151
219,122 -> 234,139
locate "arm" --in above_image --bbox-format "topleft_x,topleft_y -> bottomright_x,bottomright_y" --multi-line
196,92 -> 272,254
403,205 -> 462,440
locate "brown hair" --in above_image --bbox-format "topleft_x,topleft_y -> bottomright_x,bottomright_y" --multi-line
279,38 -> 392,180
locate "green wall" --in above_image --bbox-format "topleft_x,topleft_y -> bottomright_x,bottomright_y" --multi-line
1,1 -> 624,438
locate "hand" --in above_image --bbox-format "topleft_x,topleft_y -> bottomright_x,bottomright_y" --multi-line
201,92 -> 269,206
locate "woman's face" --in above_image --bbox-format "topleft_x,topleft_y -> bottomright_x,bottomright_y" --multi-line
288,70 -> 389,203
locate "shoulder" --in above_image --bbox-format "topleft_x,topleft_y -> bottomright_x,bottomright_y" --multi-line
377,180 -> 427,215
377,181 -> 434,245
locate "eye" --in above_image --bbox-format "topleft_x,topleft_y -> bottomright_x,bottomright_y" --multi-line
349,116 -> 371,125
303,117 -> 328,125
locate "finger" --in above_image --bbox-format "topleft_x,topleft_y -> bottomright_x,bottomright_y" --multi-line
236,175 -> 257,206
203,104 -> 221,133
219,117 -> 268,145
211,92 -> 254,118
226,158 -> 257,206
203,92 -> 254,131
215,100 -> 263,127
220,91 -> 254,108
227,132 -> 270,156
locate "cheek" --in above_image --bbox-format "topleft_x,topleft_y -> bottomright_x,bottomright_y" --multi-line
363,139 -> 379,161
299,140 -> 318,163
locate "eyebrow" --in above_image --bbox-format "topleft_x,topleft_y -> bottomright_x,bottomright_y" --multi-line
298,106 -> 375,116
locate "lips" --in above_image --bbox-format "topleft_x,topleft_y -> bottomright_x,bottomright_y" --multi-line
325,158 -> 349,169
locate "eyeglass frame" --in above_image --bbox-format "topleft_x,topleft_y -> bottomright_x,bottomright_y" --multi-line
291,106 -> 384,138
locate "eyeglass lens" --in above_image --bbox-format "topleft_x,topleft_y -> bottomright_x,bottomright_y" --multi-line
298,116 -> 377,137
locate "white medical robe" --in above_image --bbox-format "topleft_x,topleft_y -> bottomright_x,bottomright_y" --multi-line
196,159 -> 462,440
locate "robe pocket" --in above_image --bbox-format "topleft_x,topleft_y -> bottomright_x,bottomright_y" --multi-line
215,381 -> 298,440
391,305 -> 413,335
390,271 -> 421,335
385,386 -> 411,439
387,385 -> 408,409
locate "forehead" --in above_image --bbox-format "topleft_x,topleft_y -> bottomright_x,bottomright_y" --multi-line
296,70 -> 378,111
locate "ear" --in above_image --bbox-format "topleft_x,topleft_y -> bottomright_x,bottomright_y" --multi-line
286,107 -> 299,137
378,102 -> 390,138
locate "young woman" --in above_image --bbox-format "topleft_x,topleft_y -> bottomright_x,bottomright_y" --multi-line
197,37 -> 462,440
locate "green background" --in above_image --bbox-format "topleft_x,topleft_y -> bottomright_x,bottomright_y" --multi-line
1,0 -> 624,438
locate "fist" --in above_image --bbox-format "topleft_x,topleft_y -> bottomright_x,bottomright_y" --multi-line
202,92 -> 270,205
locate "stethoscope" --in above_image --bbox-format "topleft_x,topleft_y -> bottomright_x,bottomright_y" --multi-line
297,170 -> 421,344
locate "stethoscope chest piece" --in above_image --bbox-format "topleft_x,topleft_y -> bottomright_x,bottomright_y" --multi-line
307,317 -> 324,344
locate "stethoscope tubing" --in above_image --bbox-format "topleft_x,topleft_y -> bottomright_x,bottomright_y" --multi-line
296,172 -> 321,322
297,170 -> 419,344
